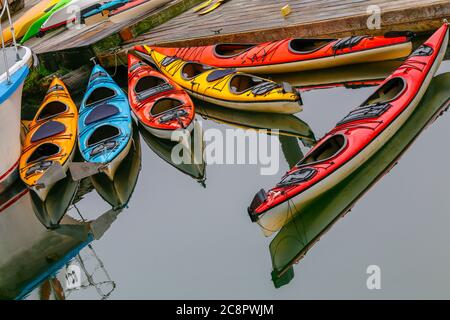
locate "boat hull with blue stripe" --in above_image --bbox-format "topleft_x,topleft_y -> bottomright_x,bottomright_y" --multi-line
78,65 -> 133,180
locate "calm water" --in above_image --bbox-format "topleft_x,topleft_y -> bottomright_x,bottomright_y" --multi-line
1,59 -> 450,300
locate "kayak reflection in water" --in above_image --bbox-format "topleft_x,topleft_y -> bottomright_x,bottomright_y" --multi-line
139,119 -> 207,186
269,71 -> 450,289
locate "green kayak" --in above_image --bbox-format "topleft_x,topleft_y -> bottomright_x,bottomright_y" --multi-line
20,0 -> 72,44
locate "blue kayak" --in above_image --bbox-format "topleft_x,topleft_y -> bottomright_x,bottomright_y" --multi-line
83,0 -> 130,18
78,65 -> 132,180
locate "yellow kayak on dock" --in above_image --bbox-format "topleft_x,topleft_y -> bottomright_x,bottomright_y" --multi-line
2,0 -> 61,43
137,45 -> 302,114
19,78 -> 78,202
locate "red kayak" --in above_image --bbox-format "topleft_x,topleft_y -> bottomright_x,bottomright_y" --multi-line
248,24 -> 449,236
128,54 -> 195,139
136,33 -> 414,74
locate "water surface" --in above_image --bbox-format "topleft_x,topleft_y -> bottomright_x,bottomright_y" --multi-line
2,59 -> 450,300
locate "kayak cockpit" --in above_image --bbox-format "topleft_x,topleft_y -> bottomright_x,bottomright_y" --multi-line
298,134 -> 346,166
85,87 -> 116,106
289,38 -> 335,54
27,143 -> 60,164
87,125 -> 120,147
36,101 -> 68,121
363,77 -> 405,105
135,76 -> 166,92
151,98 -> 183,116
134,76 -> 173,101
230,75 -> 259,93
336,78 -> 406,126
214,43 -> 256,57
181,62 -> 213,80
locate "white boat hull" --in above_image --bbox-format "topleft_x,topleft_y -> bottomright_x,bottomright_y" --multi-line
0,46 -> 32,192
0,85 -> 24,193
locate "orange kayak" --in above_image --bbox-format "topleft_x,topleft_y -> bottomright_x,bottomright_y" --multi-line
19,78 -> 78,202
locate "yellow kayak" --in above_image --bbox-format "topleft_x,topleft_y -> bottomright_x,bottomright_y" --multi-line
19,78 -> 78,201
138,45 -> 302,114
2,0 -> 61,43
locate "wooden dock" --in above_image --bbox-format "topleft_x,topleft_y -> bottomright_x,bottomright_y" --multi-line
97,0 -> 450,67
9,0 -> 203,72
7,0 -> 449,69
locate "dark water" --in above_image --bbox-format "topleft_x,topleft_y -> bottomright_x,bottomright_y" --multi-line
1,59 -> 450,300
